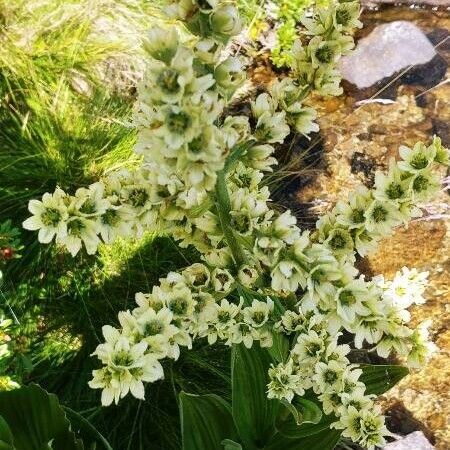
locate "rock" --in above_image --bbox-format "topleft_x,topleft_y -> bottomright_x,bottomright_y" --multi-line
383,431 -> 435,450
339,21 -> 437,89
363,0 -> 450,7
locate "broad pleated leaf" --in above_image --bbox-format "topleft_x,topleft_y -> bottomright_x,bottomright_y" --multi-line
360,364 -> 409,395
267,333 -> 289,363
275,400 -> 334,439
266,427 -> 341,450
0,384 -> 84,450
0,416 -> 14,450
231,344 -> 279,449
180,392 -> 239,450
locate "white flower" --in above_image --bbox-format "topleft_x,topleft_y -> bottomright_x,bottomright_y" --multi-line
136,307 -> 179,344
90,326 -> 164,404
143,25 -> 179,64
382,267 -> 428,309
165,285 -> 196,319
335,405 -> 389,450
272,211 -> 301,244
182,263 -> 211,290
333,1 -> 362,32
99,205 -> 133,244
237,265 -> 259,287
214,57 -> 246,97
290,106 -> 319,136
374,162 -> 410,203
75,182 -> 110,218
335,186 -> 372,229
308,37 -> 341,68
251,93 -> 276,119
267,360 -> 305,402
409,170 -> 440,202
398,142 -> 436,173
254,111 -> 290,144
211,268 -> 234,293
242,298 -> 273,328
210,4 -> 242,37
292,330 -> 326,365
312,360 -> 345,394
407,320 -> 437,368
271,260 -> 307,293
245,144 -> 277,172
364,200 -> 403,236
221,116 -> 251,149
335,279 -> 371,323
23,188 -> 68,243
57,215 -> 100,256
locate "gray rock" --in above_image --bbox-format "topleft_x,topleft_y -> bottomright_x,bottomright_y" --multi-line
339,21 -> 437,89
383,431 -> 434,450
363,0 -> 449,7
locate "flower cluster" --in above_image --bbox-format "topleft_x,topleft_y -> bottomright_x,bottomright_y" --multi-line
89,263 -> 278,405
290,0 -> 362,96
315,136 -> 447,258
268,320 -> 390,449
0,311 -> 19,391
23,1 -> 450,449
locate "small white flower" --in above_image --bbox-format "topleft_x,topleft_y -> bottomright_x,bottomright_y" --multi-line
398,142 -> 436,173
242,298 -> 273,328
364,200 -> 403,236
23,188 -> 68,244
211,268 -> 234,293
267,359 -> 305,402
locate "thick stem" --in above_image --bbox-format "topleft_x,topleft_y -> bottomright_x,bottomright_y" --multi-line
215,169 -> 246,269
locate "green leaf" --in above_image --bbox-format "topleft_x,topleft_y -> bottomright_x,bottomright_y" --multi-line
62,407 -> 112,450
221,439 -> 242,450
180,392 -> 239,450
266,427 -> 341,450
360,364 -> 409,395
0,384 -> 83,450
0,415 -> 14,450
231,344 -> 279,449
275,398 -> 328,439
267,333 -> 289,364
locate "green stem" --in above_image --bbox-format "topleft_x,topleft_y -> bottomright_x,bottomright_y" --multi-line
215,169 -> 246,268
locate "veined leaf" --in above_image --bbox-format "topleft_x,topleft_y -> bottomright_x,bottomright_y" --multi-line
266,427 -> 341,450
221,439 -> 242,450
0,416 -> 14,450
231,344 -> 279,449
0,384 -> 82,450
267,333 -> 289,363
180,392 -> 239,450
360,364 -> 409,395
275,398 -> 333,439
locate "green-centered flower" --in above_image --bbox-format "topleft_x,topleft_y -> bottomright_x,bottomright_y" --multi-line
364,200 -> 403,236
23,188 -> 68,244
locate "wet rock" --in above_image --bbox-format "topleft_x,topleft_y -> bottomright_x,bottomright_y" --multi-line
350,151 -> 378,186
383,431 -> 435,450
426,29 -> 450,51
340,21 -> 437,90
401,54 -> 447,89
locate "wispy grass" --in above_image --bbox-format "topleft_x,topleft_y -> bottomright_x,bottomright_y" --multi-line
0,1 -> 232,448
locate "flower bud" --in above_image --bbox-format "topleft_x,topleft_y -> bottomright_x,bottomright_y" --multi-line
143,25 -> 179,64
210,4 -> 242,37
214,57 -> 246,96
